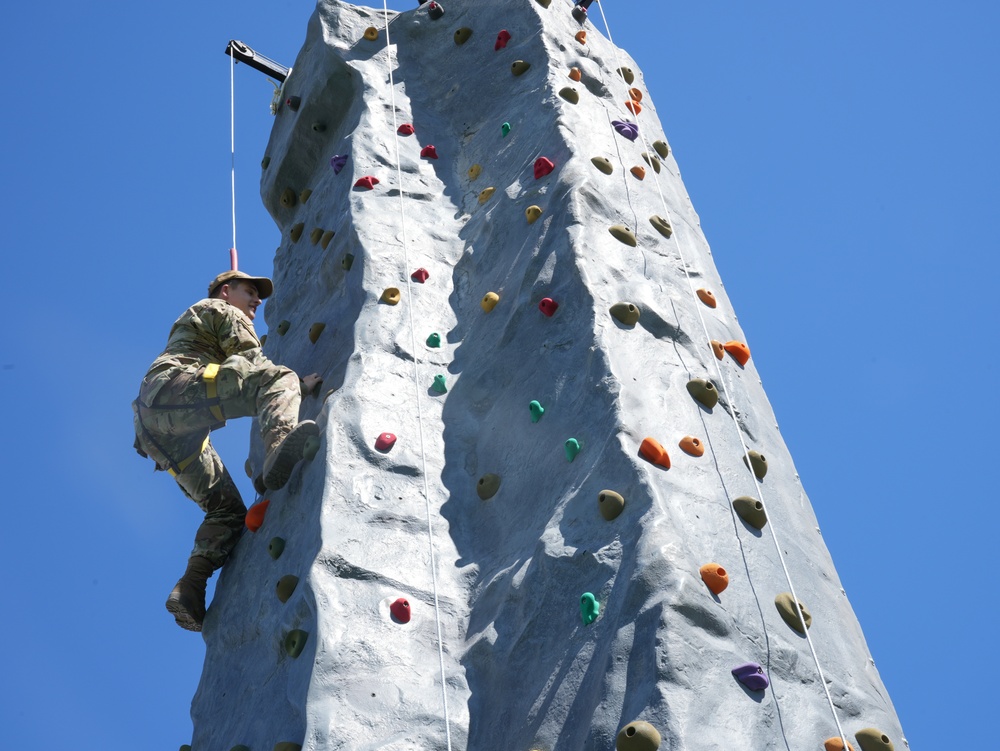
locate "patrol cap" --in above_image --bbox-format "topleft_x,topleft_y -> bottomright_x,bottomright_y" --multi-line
208,270 -> 274,299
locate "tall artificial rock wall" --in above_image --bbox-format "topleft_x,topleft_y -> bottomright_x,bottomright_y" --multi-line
190,2 -> 905,750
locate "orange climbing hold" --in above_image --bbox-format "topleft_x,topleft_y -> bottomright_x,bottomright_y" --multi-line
569,67 -> 582,81
639,437 -> 670,469
679,436 -> 705,457
696,288 -> 717,308
354,176 -> 379,190
625,100 -> 643,115
397,123 -> 415,135
420,144 -> 439,159
630,166 -> 646,180
629,87 -> 643,102
699,563 -> 729,595
245,500 -> 270,533
824,739 -> 856,751
724,341 -> 751,366
575,30 -> 587,44
711,340 -> 725,360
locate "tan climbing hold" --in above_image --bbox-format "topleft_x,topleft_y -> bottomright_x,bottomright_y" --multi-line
610,302 -> 640,326
628,87 -> 643,103
630,165 -> 646,180
824,738 -> 855,751
559,87 -> 580,104
696,288 -> 717,308
363,26 -> 378,41
609,225 -> 637,247
481,291 -> 500,312
276,575 -> 299,603
280,188 -> 296,208
308,323 -> 325,344
686,378 -> 718,409
454,27 -> 473,45
855,729 -> 894,751
525,205 -> 543,224
653,139 -> 670,159
274,744 -> 302,751
775,592 -> 812,633
568,66 -> 581,81
290,223 -> 304,242
477,473 -> 501,500
276,320 -> 290,336
299,189 -> 312,203
642,152 -> 661,173
679,435 -> 705,457
743,449 -> 768,479
320,230 -> 335,249
309,228 -> 323,245
733,496 -> 767,530
575,30 -> 587,44
649,215 -> 673,238
616,720 -> 661,750
468,163 -> 482,180
478,187 -> 495,204
591,156 -> 614,175
618,67 -> 635,84
511,60 -> 531,76
381,287 -> 401,305
598,489 -> 625,521
535,0 -> 551,6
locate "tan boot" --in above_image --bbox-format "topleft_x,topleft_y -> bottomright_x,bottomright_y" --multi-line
262,420 -> 319,490
165,556 -> 214,632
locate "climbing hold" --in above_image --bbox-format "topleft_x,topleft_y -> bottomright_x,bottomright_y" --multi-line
311,122 -> 326,133
630,165 -> 646,180
598,489 -> 625,521
529,400 -> 545,422
299,189 -> 312,203
274,744 -> 302,751
569,66 -> 581,81
411,268 -> 430,282
610,302 -> 640,326
609,225 -> 637,247
244,458 -> 254,479
612,120 -> 639,141
341,253 -> 354,270
571,3 -> 588,22
855,730 -> 893,751
732,662 -> 769,691
628,87 -> 643,103
390,597 -> 411,623
285,95 -> 301,111
354,176 -> 379,190
230,746 -> 251,751
641,152 -> 661,173
432,374 -> 448,393
245,500 -> 270,532
649,215 -> 673,238
381,287 -> 401,305
330,154 -> 348,174
533,157 -> 554,178
679,436 -> 705,457
375,432 -> 397,452
535,0 -> 551,7
616,720 -> 660,751
495,30 -> 511,50
309,228 -> 323,245
303,435 -> 321,462
481,291 -> 500,311
539,297 -> 558,316
591,156 -> 614,175
279,188 -> 297,208
639,437 -> 670,469
363,26 -> 378,41
580,592 -> 599,624
478,187 -> 496,204
397,123 -> 415,135
320,230 -> 335,249
290,223 -> 304,242
724,341 -> 751,367
454,27 -> 473,45
501,122 -> 511,137
426,332 -> 442,348
775,592 -> 812,633
511,59 -> 532,76
525,205 -> 543,224
468,163 -> 482,180
420,144 -> 439,159
686,378 -> 719,409
653,140 -> 670,159
696,288 -> 717,308
276,320 -> 290,336
427,1 -> 445,19
565,438 -> 581,462
559,87 -> 580,104
825,739 -> 856,751
308,322 -> 326,343
261,156 -> 271,169
284,629 -> 308,658
276,575 -> 299,603
476,473 -> 501,500
625,100 -> 642,115
733,496 -> 767,530
259,335 -> 267,346
699,563 -> 729,594
575,30 -> 587,44
743,450 -> 768,479
710,340 -> 725,359
268,537 -> 285,560
617,67 -> 635,85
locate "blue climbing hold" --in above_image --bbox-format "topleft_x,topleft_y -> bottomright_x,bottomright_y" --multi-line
580,592 -> 599,625
529,400 -> 545,422
612,120 -> 639,141
565,438 -> 581,462
330,154 -> 348,174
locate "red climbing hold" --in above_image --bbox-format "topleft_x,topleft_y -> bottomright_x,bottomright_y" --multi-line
390,597 -> 411,623
411,268 -> 430,283
724,341 -> 751,367
375,432 -> 397,452
397,123 -> 415,135
245,499 -> 271,533
495,29 -> 511,50
420,144 -> 439,159
354,176 -> 379,190
534,157 -> 555,179
539,298 -> 558,317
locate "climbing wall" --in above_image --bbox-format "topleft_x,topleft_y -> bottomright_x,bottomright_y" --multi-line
188,1 -> 905,750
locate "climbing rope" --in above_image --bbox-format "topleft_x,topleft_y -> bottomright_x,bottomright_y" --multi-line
379,5 -> 454,749
230,47 -> 238,270
591,3 -> 851,748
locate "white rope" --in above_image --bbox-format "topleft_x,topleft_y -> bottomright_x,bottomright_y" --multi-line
230,47 -> 238,262
592,3 -> 850,748
379,6 -> 453,749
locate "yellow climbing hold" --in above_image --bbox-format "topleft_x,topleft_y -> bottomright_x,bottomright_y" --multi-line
299,189 -> 312,203
478,187 -> 495,204
525,205 -> 543,224
609,225 -> 637,247
363,26 -> 378,41
511,60 -> 531,76
477,473 -> 501,499
309,228 -> 323,245
308,323 -> 325,344
468,163 -> 482,180
610,302 -> 640,325
630,165 -> 646,180
649,215 -> 672,238
653,139 -> 670,159
320,230 -> 335,249
743,449 -> 767,480
559,87 -> 580,104
642,152 -> 661,173
381,287 -> 401,305
591,156 -> 614,175
617,67 -> 635,84
616,720 -> 661,750
481,292 -> 500,312
598,489 -> 625,521
290,223 -> 304,242
454,27 -> 473,45
569,66 -> 581,82
732,496 -> 767,529
775,592 -> 812,633
280,188 -> 296,208
855,729 -> 894,751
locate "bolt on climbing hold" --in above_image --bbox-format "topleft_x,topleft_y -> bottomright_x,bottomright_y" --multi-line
501,122 -> 511,137
575,30 -> 587,44
277,320 -> 290,336
290,223 -> 305,242
569,66 -> 582,81
529,400 -> 545,422
732,662 -> 769,691
732,496 -> 767,530
276,575 -> 299,603
649,215 -> 672,238
245,500 -> 270,532
303,435 -> 321,462
625,100 -> 642,115
616,720 -> 660,751
572,3 -> 588,22
580,592 -> 599,624
511,60 -> 531,76
363,26 -> 378,41
411,268 -> 429,282
628,87 -> 643,103
311,122 -> 326,133
653,140 -> 670,159
354,176 -> 379,190
381,287 -> 401,305
641,152 -> 661,173
375,432 -> 397,452
686,378 -> 718,409
330,154 -> 348,173
525,205 -> 543,224
308,322 -> 326,343
309,228 -> 324,245
420,144 -> 439,159
495,29 -> 511,50
299,189 -> 312,203
612,120 -> 639,141
427,1 -> 445,19
679,436 -> 705,457
244,458 -> 254,479
426,332 -> 442,347
598,489 -> 625,520
710,340 -> 725,359
699,563 -> 729,594
320,230 -> 335,249
774,592 -> 812,633
268,537 -> 285,560
534,157 -> 555,178
341,253 -> 354,270
630,165 -> 646,180
724,341 -> 751,366
825,740 -> 856,751
481,291 -> 500,311
609,225 -> 637,247
432,374 -> 448,393
617,67 -> 635,85
261,155 -> 271,169
284,629 -> 309,658
565,438 -> 581,461
397,123 -> 415,135
477,473 -> 501,500
696,288 -> 717,307
538,297 -> 558,316
285,95 -> 301,111
454,27 -> 473,45
855,730 -> 893,751
478,187 -> 496,204
559,87 -> 580,104
610,302 -> 640,326
591,156 -> 614,175
259,334 -> 267,346
468,163 -> 482,180
280,188 -> 297,208
390,597 -> 411,623
743,450 -> 768,479
535,0 -> 551,7
639,437 -> 670,468
274,744 -> 302,751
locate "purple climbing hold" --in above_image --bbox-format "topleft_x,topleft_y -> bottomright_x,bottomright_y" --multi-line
612,120 -> 639,141
732,662 -> 769,691
331,154 -> 349,174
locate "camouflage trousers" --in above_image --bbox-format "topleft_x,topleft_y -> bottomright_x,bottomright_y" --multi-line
133,356 -> 301,568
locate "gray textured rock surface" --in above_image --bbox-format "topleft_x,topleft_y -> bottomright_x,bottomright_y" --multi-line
191,2 -> 905,749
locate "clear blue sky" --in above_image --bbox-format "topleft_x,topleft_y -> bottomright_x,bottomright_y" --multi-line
2,1 -> 995,748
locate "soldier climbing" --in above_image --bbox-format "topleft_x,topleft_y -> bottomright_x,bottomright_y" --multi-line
132,270 -> 322,632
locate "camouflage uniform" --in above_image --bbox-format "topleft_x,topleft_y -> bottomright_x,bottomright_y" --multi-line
133,297 -> 302,569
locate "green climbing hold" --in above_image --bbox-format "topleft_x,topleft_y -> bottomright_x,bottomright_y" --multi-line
261,156 -> 271,169
303,435 -> 321,462
591,156 -> 614,175
652,140 -> 670,159
427,332 -> 442,347
477,473 -> 501,500
855,729 -> 894,751
432,374 -> 448,393
617,67 -> 635,85
649,215 -> 673,238
598,489 -> 625,521
501,122 -> 511,137
774,592 -> 812,633
686,378 -> 719,409
580,592 -> 599,625
290,223 -> 304,242
610,302 -> 640,326
511,60 -> 531,76
743,450 -> 768,480
309,227 -> 323,245
616,720 -> 661,751
341,253 -> 354,270
609,225 -> 637,247
565,438 -> 581,462
732,496 -> 767,530
529,400 -> 545,422
276,320 -> 290,336
320,230 -> 335,249
559,86 -> 580,104
641,152 -> 661,173
280,188 -> 297,208
268,537 -> 285,560
276,575 -> 299,603
284,629 -> 309,658
454,27 -> 473,45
